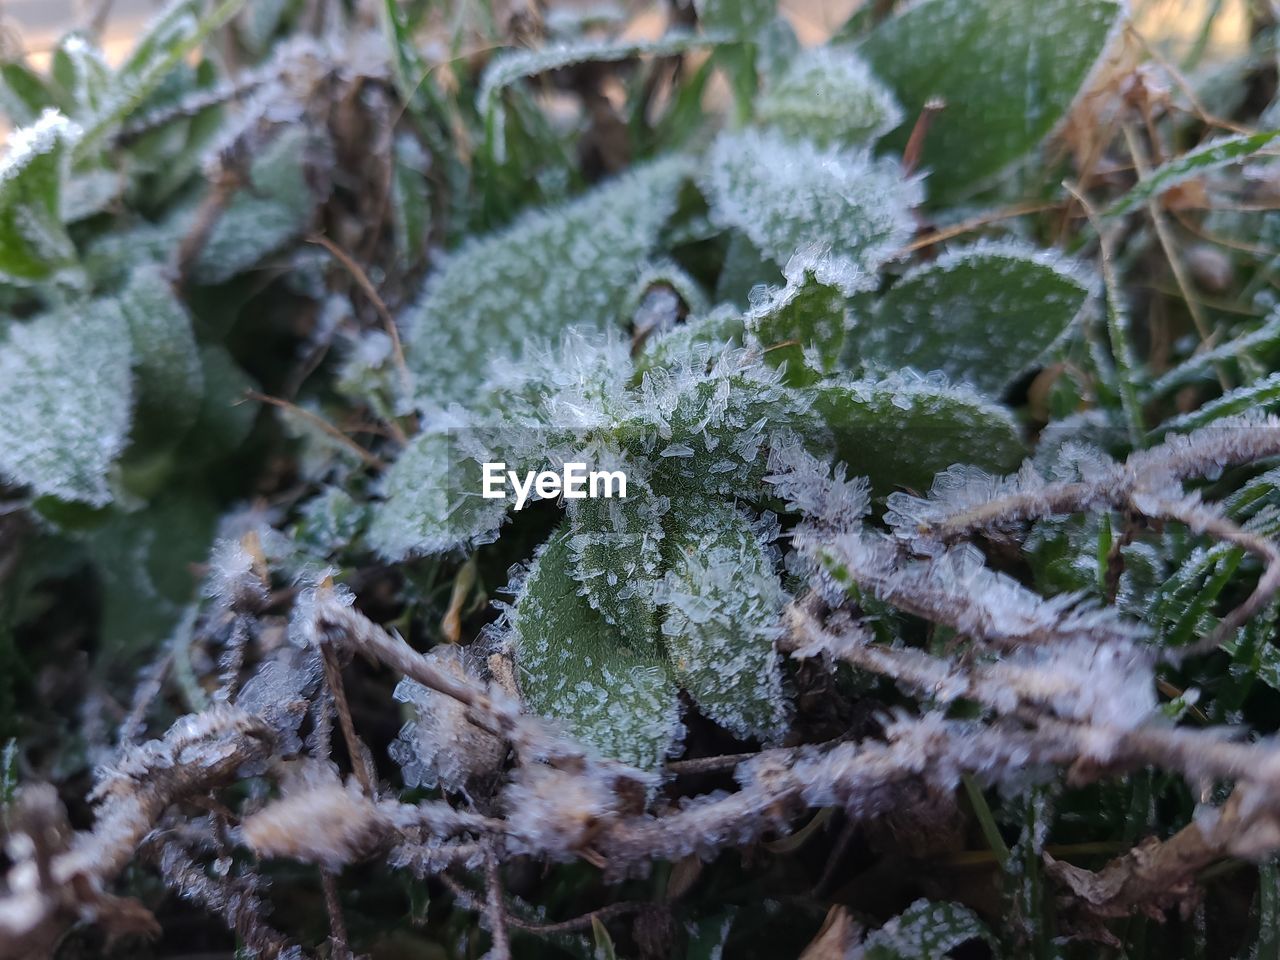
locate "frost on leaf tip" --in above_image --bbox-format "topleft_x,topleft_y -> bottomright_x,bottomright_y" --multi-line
0,108 -> 82,285
660,497 -> 791,744
506,528 -> 683,771
702,129 -> 920,295
756,46 -> 903,148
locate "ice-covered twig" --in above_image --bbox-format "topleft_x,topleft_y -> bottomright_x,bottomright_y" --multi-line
0,707 -> 273,959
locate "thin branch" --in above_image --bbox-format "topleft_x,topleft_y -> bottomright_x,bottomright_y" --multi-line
244,390 -> 386,469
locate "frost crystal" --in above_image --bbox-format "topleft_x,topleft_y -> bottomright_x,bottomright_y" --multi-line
389,646 -> 506,795
702,129 -> 921,294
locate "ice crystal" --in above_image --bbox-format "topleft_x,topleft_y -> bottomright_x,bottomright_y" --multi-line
701,129 -> 920,294
389,646 -> 506,795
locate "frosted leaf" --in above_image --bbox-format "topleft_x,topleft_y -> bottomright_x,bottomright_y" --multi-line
389,646 -> 506,795
0,60 -> 59,128
0,109 -> 81,286
815,372 -> 1024,494
1152,371 -> 1280,436
1152,310 -> 1280,395
631,346 -> 818,500
1108,130 -> 1280,218
190,125 -> 329,285
118,264 -> 204,447
507,528 -> 683,771
87,492 -> 217,659
567,486 -> 668,647
659,498 -> 790,743
0,303 -> 133,506
478,35 -> 721,163
859,0 -> 1124,200
746,258 -> 849,385
367,430 -> 508,561
51,34 -> 112,120
756,46 -> 903,147
862,899 -> 992,959
855,241 -> 1094,396
701,129 -> 921,295
404,158 -> 688,405
636,304 -> 744,376
293,487 -> 368,557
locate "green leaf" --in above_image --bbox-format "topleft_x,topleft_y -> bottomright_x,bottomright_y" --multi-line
87,491 -> 216,664
863,899 -> 993,959
405,157 -> 688,405
118,265 -> 204,449
636,304 -> 745,377
1150,310 -> 1280,395
176,345 -> 258,465
634,348 -> 816,501
702,129 -> 920,294
1107,130 -> 1280,217
0,60 -> 62,126
1151,371 -> 1280,438
191,125 -> 326,285
75,0 -> 248,160
0,303 -> 133,507
858,242 -> 1093,396
51,35 -> 113,120
0,110 -> 81,286
817,375 -> 1024,493
661,498 -> 789,743
756,46 -> 902,147
695,0 -> 772,37
747,267 -> 848,386
567,491 -> 667,647
859,0 -> 1123,200
391,133 -> 431,264
367,431 -> 509,561
510,529 -> 682,770
478,34 -> 721,164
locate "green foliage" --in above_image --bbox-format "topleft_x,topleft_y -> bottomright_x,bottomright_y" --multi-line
863,900 -> 993,959
0,304 -> 133,506
858,0 -> 1124,200
404,157 -> 688,404
702,129 -> 920,293
756,46 -> 902,148
660,498 -> 789,742
817,375 -> 1025,492
855,242 -> 1093,396
510,528 -> 683,770
0,110 -> 80,286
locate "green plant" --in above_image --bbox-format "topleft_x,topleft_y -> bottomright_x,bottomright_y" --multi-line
2,0 -> 1280,957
